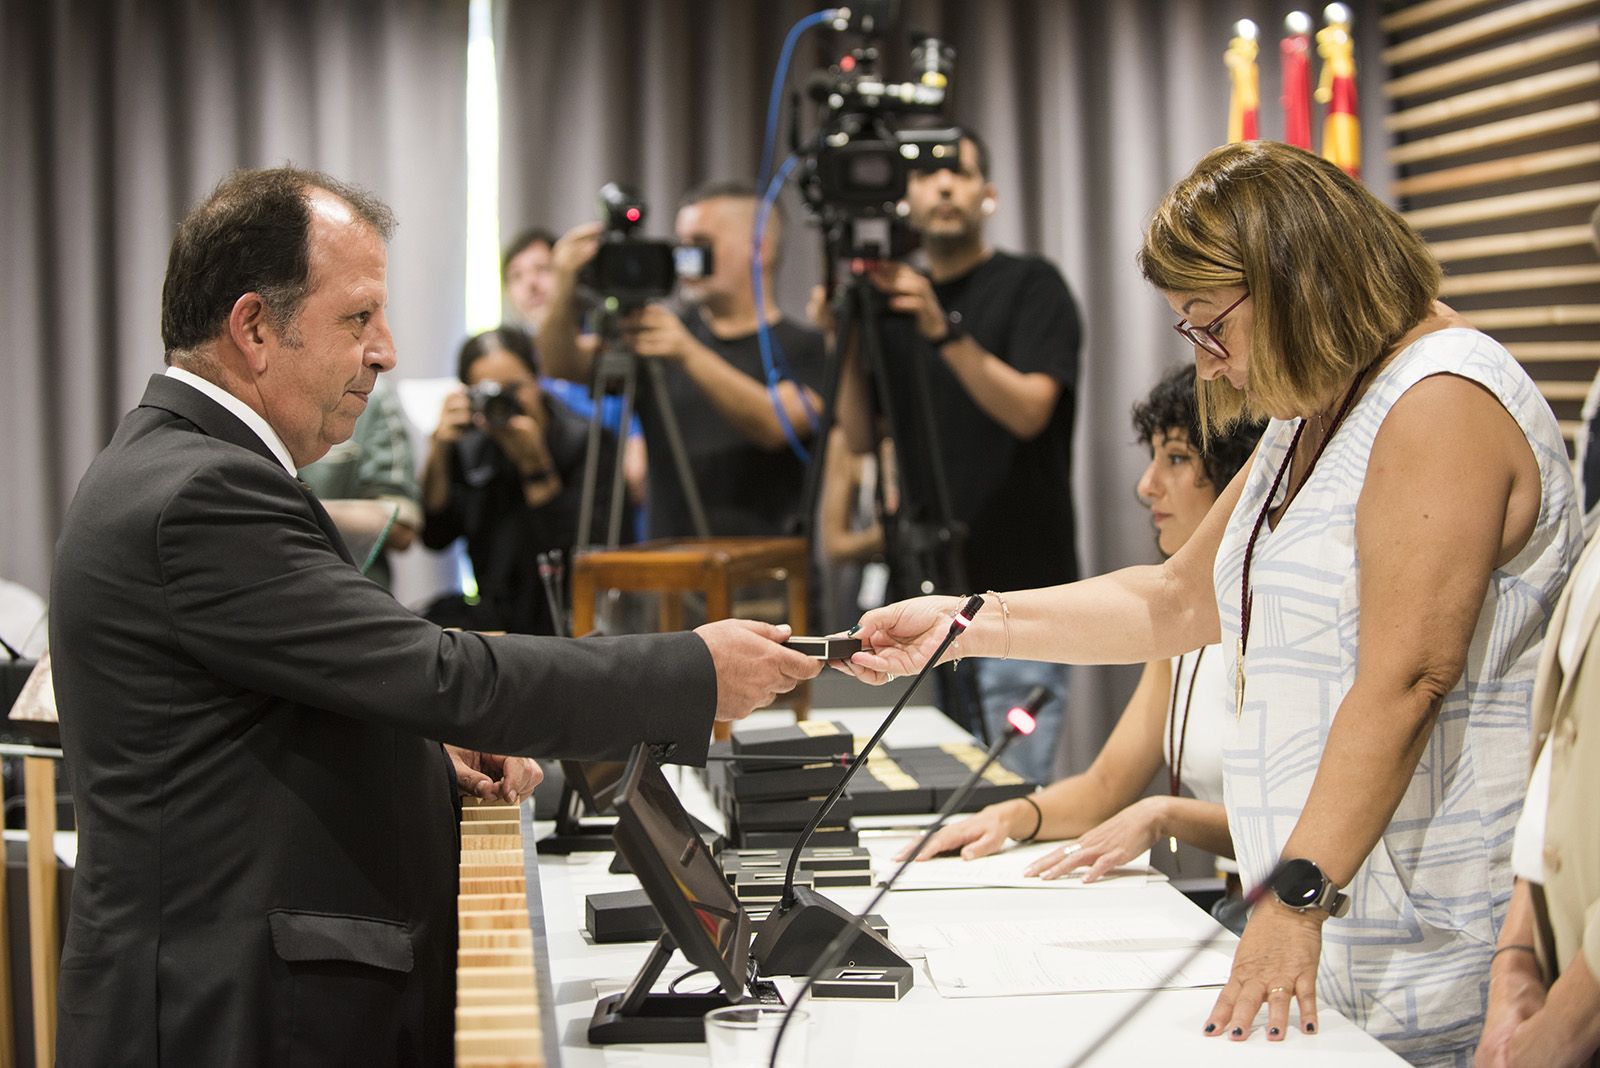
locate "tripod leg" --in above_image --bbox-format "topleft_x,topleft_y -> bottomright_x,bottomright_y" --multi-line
576,364 -> 612,551
643,359 -> 712,539
795,293 -> 854,543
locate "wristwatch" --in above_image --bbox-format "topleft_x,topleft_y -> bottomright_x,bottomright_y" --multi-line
1270,858 -> 1350,917
926,310 -> 966,347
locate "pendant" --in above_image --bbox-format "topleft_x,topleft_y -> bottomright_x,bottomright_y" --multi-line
1234,637 -> 1246,719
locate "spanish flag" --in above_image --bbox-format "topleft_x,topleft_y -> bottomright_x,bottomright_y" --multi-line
1226,20 -> 1260,143
1316,3 -> 1360,178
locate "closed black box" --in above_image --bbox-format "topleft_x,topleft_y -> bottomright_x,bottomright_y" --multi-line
731,720 -> 854,761
584,888 -> 663,944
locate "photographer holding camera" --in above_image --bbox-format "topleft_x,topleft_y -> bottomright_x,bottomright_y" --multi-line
835,129 -> 1082,783
540,181 -> 826,539
422,324 -> 628,634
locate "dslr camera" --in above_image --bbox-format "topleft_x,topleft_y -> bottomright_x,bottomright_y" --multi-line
580,183 -> 713,307
467,381 -> 522,430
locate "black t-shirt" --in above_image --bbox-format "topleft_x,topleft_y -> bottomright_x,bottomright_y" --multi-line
638,312 -> 826,539
422,395 -> 629,634
876,251 -> 1081,592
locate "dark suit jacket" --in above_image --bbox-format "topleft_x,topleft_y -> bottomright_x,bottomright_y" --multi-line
50,374 -> 717,1066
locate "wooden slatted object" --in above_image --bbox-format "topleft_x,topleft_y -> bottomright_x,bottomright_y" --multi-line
1385,23 -> 1600,98
1386,1 -> 1600,459
456,799 -> 543,1067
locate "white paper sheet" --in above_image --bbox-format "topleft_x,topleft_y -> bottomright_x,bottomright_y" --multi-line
891,912 -> 1217,958
884,839 -> 1154,891
925,941 -> 1234,998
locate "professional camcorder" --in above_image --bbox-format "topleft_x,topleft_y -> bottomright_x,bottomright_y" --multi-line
794,2 -> 961,260
580,183 -> 712,306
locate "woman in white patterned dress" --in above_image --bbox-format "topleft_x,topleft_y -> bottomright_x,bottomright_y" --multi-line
842,141 -> 1580,1067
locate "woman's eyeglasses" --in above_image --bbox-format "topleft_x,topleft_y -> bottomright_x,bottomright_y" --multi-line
1173,291 -> 1249,359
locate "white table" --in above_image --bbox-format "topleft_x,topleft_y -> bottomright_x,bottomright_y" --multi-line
532,708 -> 1405,1067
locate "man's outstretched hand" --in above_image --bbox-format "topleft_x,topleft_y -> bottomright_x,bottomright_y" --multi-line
694,620 -> 823,722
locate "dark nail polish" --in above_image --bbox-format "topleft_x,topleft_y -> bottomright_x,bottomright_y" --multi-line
1204,1024 -> 1216,1034
847,624 -> 861,635
1269,1027 -> 1281,1037
1305,1022 -> 1316,1034
1231,1027 -> 1242,1037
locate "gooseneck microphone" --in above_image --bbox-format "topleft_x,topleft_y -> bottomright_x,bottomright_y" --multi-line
767,686 -> 1048,1068
748,594 -> 984,977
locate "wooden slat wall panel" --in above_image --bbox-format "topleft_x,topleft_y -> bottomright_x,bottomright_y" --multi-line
1386,1 -> 1600,450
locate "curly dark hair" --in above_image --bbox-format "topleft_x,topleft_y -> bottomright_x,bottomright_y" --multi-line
1132,364 -> 1263,489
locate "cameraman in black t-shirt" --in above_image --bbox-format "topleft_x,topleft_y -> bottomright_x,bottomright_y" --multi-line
836,130 -> 1083,782
539,181 -> 826,539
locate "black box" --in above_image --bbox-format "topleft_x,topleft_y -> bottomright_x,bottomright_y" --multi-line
728,761 -> 850,802
731,795 -> 855,832
731,720 -> 854,761
584,889 -> 663,944
811,964 -> 914,1001
737,824 -> 859,850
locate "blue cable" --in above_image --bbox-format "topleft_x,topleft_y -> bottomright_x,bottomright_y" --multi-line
753,154 -> 818,463
758,8 -> 840,193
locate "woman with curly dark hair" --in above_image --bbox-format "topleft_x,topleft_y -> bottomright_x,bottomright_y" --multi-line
902,365 -> 1262,905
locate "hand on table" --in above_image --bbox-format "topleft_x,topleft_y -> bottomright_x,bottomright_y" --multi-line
1204,897 -> 1324,1042
894,801 -> 1029,862
1024,796 -> 1167,883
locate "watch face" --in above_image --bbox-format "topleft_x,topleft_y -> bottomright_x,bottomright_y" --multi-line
1272,858 -> 1323,909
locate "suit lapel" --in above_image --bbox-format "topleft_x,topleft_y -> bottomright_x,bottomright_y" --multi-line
138,374 -> 357,567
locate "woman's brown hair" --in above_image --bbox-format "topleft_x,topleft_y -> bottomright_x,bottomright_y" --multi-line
1138,141 -> 1440,433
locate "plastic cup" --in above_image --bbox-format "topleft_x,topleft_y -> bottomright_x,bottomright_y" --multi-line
704,1004 -> 809,1068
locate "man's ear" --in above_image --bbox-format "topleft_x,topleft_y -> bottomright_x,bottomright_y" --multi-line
227,293 -> 273,375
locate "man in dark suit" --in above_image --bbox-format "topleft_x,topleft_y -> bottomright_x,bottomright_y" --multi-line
49,167 -> 820,1065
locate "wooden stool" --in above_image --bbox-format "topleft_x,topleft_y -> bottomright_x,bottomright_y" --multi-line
570,537 -> 810,739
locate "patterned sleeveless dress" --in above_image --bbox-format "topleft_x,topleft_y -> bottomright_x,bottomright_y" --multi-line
1213,328 -> 1580,1066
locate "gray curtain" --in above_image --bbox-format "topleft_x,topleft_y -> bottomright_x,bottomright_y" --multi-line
495,0 -> 1394,771
1,0 -> 469,597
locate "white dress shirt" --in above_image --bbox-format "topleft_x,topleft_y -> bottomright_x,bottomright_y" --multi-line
164,365 -> 297,476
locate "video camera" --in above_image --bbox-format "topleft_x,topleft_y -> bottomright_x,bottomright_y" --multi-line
579,183 -> 713,307
794,3 -> 961,260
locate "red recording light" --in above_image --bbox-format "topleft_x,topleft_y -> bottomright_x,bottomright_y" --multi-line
1006,708 -> 1038,735
840,54 -> 857,72
625,207 -> 641,222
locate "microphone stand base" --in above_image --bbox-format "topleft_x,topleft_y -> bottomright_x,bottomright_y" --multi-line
750,886 -> 912,978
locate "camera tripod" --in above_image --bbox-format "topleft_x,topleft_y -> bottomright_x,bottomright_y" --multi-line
798,260 -> 985,740
575,306 -> 710,550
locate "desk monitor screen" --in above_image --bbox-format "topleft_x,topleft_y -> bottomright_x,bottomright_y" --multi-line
561,760 -> 628,814
612,744 -> 749,996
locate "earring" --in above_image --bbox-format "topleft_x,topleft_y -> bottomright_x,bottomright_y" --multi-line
981,198 -> 996,215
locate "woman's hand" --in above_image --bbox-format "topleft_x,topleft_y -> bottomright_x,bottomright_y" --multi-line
894,800 -> 1030,862
1024,796 -> 1167,882
843,595 -> 966,684
1475,952 -> 1545,1068
1204,899 -> 1324,1042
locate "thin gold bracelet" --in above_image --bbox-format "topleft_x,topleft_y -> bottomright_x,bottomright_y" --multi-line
985,590 -> 1012,660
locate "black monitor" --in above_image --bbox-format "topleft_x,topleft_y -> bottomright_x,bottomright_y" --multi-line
611,744 -> 749,996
